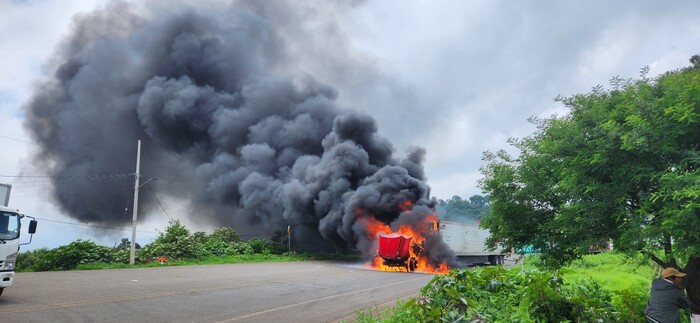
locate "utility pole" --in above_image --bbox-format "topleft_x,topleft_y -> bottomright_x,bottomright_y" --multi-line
129,140 -> 141,265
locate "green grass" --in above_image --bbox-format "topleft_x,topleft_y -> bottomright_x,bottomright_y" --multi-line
563,253 -> 655,291
353,299 -> 414,323
73,252 -> 349,271
523,252 -> 656,291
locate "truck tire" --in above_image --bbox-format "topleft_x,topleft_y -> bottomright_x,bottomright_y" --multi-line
408,258 -> 417,272
488,255 -> 498,265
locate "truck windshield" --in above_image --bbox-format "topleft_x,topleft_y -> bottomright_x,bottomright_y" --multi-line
0,211 -> 20,240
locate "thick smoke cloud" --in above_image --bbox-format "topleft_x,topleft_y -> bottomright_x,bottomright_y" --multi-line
23,0 -> 455,260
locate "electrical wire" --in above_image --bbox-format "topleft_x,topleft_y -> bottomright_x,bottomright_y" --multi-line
31,216 -> 158,234
11,193 -> 55,198
0,133 -> 90,154
148,185 -> 172,220
151,190 -> 189,200
0,173 -> 135,179
6,173 -> 136,198
0,136 -> 166,237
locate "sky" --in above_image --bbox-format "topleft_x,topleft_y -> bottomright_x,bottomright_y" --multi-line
1,0 -> 700,250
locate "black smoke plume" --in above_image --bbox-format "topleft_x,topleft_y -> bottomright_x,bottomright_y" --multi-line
23,0 -> 456,262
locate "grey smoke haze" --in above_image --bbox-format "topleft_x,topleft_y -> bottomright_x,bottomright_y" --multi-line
23,0 -> 455,260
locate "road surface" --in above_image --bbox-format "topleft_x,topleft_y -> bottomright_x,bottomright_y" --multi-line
0,261 -> 434,322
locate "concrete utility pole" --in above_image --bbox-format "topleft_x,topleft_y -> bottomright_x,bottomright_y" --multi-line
129,140 -> 141,265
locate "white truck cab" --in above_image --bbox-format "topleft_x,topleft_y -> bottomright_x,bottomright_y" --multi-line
0,205 -> 37,296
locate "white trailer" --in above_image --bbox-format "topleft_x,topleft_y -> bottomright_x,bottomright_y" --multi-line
438,220 -> 504,266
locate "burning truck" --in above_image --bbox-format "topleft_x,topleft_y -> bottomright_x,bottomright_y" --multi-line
363,201 -> 504,274
370,220 -> 505,273
359,201 -> 453,274
377,233 -> 418,272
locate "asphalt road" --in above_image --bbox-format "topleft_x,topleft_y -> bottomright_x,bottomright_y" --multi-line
0,261 -> 434,322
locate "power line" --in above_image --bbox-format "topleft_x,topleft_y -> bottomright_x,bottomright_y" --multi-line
11,193 -> 54,198
0,133 -> 47,147
2,174 -> 135,193
0,133 -> 88,154
151,190 -> 189,200
5,173 -> 137,197
0,173 -> 135,179
31,216 -> 158,234
149,185 -> 172,220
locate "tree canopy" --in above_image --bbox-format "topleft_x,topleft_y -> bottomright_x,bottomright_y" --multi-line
437,195 -> 490,223
479,56 -> 700,268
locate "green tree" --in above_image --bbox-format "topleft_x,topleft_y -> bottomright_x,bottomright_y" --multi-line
480,57 -> 700,268
469,195 -> 487,208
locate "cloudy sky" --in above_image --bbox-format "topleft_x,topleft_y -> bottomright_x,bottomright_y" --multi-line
2,0 -> 699,249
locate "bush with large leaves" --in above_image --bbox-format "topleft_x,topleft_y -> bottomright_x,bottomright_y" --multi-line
247,238 -> 286,254
392,267 -> 641,322
142,219 -> 207,261
208,227 -> 241,243
27,240 -> 115,271
16,248 -> 51,272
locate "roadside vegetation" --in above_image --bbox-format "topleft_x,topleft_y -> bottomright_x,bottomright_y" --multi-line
16,219 -> 352,272
480,56 -> 700,270
355,252 -> 657,322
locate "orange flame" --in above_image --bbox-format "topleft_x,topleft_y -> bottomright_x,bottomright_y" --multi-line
360,205 -> 450,274
398,200 -> 413,211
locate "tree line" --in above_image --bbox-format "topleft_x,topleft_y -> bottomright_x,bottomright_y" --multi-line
436,195 -> 489,223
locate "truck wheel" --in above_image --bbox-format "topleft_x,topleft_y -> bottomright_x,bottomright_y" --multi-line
408,258 -> 417,272
488,255 -> 497,265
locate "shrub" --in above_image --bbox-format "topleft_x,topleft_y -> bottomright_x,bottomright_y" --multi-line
38,240 -> 115,271
230,241 -> 254,255
209,227 -> 241,243
112,247 -> 131,264
192,231 -> 208,244
247,238 -> 286,254
16,248 -> 51,272
362,266 -> 642,322
247,238 -> 268,254
142,219 -> 207,261
611,288 -> 649,323
204,240 -> 234,256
